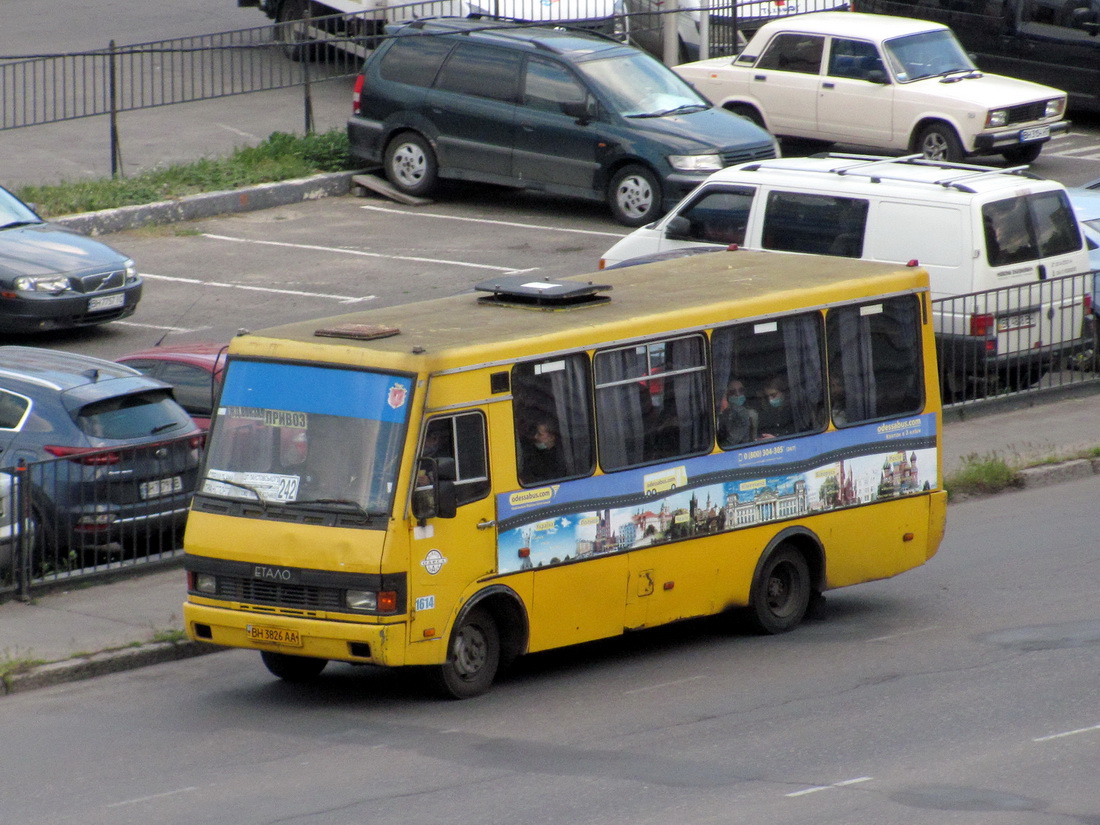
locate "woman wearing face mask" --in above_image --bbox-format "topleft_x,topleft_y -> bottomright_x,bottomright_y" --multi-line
757,375 -> 795,439
717,378 -> 758,447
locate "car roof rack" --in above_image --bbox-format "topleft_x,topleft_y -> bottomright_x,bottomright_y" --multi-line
737,153 -> 1038,193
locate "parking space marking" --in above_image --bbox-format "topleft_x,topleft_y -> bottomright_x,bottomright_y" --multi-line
141,272 -> 375,304
786,776 -> 872,797
1047,146 -> 1100,159
358,204 -> 628,238
201,233 -> 527,272
1033,722 -> 1100,742
116,320 -> 204,334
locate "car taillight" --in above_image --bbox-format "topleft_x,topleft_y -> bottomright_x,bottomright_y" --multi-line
969,313 -> 995,337
189,433 -> 206,450
352,74 -> 364,115
44,445 -> 122,465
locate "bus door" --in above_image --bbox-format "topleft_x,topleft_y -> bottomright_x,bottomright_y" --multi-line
407,410 -> 496,645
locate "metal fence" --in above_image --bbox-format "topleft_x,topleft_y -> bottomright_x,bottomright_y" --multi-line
0,433 -> 202,602
932,270 -> 1098,406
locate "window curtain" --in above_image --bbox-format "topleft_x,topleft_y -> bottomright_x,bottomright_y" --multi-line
782,314 -> 825,431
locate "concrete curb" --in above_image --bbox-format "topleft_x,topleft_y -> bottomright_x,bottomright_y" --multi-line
3,640 -> 225,695
53,170 -> 364,236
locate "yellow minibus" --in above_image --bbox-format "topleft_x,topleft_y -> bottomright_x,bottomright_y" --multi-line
183,250 -> 947,697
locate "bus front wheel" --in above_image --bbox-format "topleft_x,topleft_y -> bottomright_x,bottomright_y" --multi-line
261,650 -> 328,682
433,607 -> 500,699
749,545 -> 810,634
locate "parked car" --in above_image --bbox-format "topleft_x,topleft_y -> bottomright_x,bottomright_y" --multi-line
0,471 -> 34,577
347,17 -> 779,226
0,184 -> 142,332
598,153 -> 1093,391
0,347 -> 203,566
116,343 -> 228,430
673,11 -> 1069,164
852,0 -> 1100,113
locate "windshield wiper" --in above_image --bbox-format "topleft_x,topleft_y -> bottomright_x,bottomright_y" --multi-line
938,68 -> 981,81
203,476 -> 268,510
628,103 -> 709,119
0,220 -> 41,230
150,422 -> 179,434
286,498 -> 387,521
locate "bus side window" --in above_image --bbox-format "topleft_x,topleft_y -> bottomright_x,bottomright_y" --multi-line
594,335 -> 712,470
512,354 -> 595,487
826,295 -> 924,426
712,313 -> 826,445
418,412 -> 490,505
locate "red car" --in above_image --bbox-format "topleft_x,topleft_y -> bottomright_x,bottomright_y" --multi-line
116,343 -> 227,429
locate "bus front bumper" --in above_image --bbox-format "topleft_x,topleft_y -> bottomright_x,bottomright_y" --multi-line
184,601 -> 410,666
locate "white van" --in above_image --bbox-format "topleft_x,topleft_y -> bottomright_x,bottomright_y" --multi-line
599,154 -> 1092,388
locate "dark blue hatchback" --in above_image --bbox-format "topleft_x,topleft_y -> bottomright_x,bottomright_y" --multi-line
0,347 -> 202,568
348,19 -> 779,226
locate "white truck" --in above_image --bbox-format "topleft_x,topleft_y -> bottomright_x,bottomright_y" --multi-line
239,0 -> 627,60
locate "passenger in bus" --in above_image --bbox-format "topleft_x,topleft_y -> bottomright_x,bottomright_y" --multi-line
519,419 -> 566,484
757,375 -> 795,439
830,373 -> 849,426
717,377 -> 758,447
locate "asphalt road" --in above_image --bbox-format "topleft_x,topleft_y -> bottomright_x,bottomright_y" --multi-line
1,476 -> 1098,824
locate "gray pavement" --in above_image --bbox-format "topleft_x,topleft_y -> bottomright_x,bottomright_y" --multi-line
2,384 -> 1099,695
2,179 -> 1100,695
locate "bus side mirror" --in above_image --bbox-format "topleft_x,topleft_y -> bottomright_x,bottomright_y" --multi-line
412,457 -> 458,522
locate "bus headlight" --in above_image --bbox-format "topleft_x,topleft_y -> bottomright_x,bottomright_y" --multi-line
194,573 -> 217,594
346,589 -> 378,611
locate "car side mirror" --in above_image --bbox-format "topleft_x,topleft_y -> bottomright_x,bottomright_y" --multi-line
665,215 -> 693,240
562,96 -> 597,124
865,68 -> 888,84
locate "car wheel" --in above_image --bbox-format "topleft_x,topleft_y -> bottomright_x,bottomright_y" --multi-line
748,544 -> 810,634
431,606 -> 500,699
384,132 -> 438,198
1002,143 -> 1043,165
261,650 -> 328,682
916,123 -> 965,163
726,103 -> 765,129
275,0 -> 319,63
608,164 -> 663,227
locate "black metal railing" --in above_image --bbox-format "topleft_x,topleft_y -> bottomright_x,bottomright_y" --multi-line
0,433 -> 203,602
932,270 -> 1098,406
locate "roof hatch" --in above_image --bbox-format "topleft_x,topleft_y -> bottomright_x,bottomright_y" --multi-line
475,276 -> 611,309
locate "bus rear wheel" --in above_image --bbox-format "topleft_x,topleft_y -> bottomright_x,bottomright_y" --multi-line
433,606 -> 500,699
749,545 -> 810,634
261,650 -> 327,682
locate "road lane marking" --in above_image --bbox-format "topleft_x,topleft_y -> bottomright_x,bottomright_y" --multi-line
867,625 -> 940,642
624,674 -> 709,694
1033,722 -> 1100,742
107,787 -> 198,807
201,232 -> 527,272
141,272 -> 375,304
358,204 -> 628,238
116,320 -> 204,333
1047,146 -> 1100,159
786,776 -> 872,797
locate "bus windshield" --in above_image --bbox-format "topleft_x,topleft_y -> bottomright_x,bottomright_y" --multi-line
199,360 -> 413,515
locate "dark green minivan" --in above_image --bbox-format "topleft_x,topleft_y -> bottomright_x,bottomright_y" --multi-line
347,19 -> 779,226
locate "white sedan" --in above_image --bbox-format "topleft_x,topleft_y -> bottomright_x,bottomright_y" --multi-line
674,11 -> 1068,164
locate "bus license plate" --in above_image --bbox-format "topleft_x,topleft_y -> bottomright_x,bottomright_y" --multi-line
140,475 -> 183,499
997,312 -> 1034,332
1019,126 -> 1049,142
246,624 -> 302,646
88,293 -> 125,312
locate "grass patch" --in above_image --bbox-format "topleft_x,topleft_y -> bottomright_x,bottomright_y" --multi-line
14,130 -> 358,218
0,655 -> 47,691
944,452 -> 1021,500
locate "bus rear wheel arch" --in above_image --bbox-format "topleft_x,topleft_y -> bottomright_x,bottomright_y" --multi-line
748,543 -> 813,634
